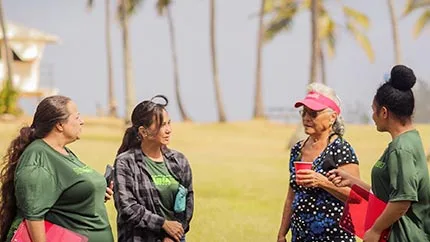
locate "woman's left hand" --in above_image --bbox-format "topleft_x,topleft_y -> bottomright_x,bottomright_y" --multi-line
104,181 -> 114,202
363,228 -> 381,242
296,170 -> 327,188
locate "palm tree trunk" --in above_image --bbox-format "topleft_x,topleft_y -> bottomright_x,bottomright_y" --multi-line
387,0 -> 401,64
0,0 -> 13,84
319,46 -> 326,84
209,0 -> 227,122
253,0 -> 266,119
105,0 -> 117,117
121,0 -> 136,124
167,6 -> 191,122
309,0 -> 319,84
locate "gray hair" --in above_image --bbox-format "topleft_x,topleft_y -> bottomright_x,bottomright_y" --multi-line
307,83 -> 345,136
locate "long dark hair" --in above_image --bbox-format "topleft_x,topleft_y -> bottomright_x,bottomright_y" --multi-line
374,65 -> 416,124
0,95 -> 71,242
117,95 -> 169,155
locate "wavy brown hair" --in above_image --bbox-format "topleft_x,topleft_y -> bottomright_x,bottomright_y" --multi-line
117,95 -> 168,155
0,95 -> 71,242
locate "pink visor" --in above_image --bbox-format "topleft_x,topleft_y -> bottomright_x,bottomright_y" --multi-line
294,91 -> 341,114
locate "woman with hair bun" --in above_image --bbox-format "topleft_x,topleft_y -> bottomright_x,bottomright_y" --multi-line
328,65 -> 430,242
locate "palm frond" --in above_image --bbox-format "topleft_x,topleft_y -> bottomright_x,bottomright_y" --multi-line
413,10 -> 430,37
403,0 -> 430,16
319,13 -> 336,58
118,0 -> 145,19
263,1 -> 298,42
346,22 -> 374,62
343,6 -> 370,30
156,0 -> 171,15
264,14 -> 295,42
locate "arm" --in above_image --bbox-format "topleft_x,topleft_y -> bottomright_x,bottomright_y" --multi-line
26,220 -> 46,242
372,201 -> 411,233
14,164 -> 61,242
277,186 -> 295,242
364,201 -> 411,241
318,163 -> 360,202
327,168 -> 371,191
113,158 -> 165,231
184,163 -> 194,232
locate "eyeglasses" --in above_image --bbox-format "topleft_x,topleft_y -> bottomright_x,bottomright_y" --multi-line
299,109 -> 330,119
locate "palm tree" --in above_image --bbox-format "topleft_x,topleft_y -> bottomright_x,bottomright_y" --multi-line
156,0 -> 192,122
87,0 -> 118,117
309,0 -> 319,84
253,0 -> 267,119
403,0 -> 430,38
119,0 -> 142,124
387,0 -> 401,64
209,0 -> 227,122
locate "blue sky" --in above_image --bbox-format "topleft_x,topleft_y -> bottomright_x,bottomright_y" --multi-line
4,0 -> 430,122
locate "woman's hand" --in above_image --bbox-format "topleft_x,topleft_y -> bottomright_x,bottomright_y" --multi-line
104,181 -> 114,202
326,169 -> 354,188
296,170 -> 328,188
363,228 -> 381,242
162,220 -> 184,242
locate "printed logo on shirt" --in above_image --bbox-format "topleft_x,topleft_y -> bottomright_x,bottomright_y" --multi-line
73,165 -> 93,175
152,175 -> 176,186
374,160 -> 385,169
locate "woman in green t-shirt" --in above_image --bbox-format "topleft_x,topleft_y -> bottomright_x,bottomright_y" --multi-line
327,65 -> 430,242
0,95 -> 114,242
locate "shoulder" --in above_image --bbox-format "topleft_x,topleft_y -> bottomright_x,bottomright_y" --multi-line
169,149 -> 190,165
19,139 -> 51,167
290,139 -> 305,153
114,149 -> 136,166
330,137 -> 354,149
390,130 -> 422,153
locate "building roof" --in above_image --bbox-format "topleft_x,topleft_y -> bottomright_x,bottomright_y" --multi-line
0,22 -> 59,43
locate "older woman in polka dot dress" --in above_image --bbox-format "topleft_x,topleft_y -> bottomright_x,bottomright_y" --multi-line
277,83 -> 361,242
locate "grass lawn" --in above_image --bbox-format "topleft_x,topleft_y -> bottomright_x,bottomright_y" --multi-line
1,118 -> 429,242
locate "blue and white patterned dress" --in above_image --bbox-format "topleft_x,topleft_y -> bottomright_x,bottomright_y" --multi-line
289,137 -> 359,242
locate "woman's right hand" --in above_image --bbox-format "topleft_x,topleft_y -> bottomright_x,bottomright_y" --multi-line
162,220 -> 184,242
326,169 -> 354,187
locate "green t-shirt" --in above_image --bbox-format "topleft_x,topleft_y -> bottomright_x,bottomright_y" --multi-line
144,157 -> 179,220
371,130 -> 430,242
7,139 -> 113,242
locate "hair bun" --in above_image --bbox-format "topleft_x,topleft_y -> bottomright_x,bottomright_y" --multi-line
390,65 -> 416,91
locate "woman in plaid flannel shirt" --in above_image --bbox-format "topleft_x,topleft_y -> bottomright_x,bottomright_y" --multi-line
113,95 -> 193,242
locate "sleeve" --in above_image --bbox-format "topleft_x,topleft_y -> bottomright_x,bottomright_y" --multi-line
15,165 -> 61,220
387,149 -> 419,202
184,159 -> 194,232
113,156 -> 165,231
333,139 -> 359,167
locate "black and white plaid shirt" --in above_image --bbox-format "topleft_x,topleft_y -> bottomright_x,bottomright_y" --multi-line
113,146 -> 194,242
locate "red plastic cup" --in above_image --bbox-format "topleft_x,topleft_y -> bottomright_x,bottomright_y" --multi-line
294,161 -> 313,171
294,161 -> 313,183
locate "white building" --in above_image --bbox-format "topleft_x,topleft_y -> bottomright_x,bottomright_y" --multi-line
0,22 -> 59,98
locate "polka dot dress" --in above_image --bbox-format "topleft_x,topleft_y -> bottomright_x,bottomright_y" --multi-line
289,137 -> 359,242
